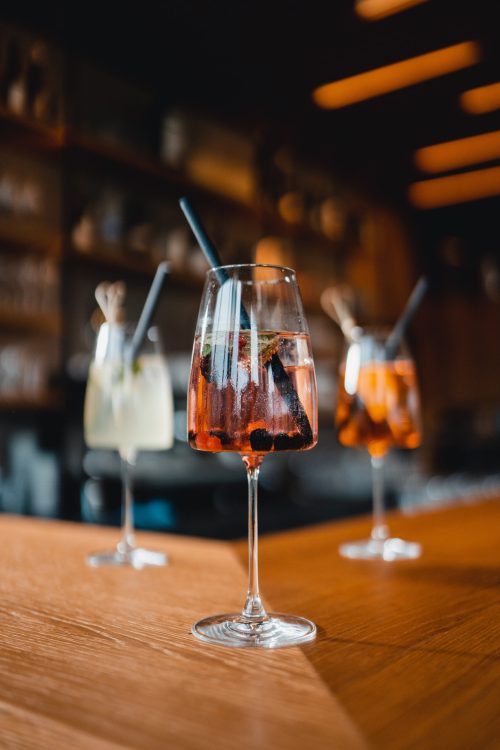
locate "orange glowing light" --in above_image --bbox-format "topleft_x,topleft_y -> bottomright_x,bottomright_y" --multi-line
460,82 -> 500,114
355,0 -> 429,21
414,130 -> 500,173
312,41 -> 480,110
278,192 -> 305,224
408,166 -> 500,208
254,237 -> 293,268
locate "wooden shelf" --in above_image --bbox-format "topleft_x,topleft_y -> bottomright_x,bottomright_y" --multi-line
66,130 -> 260,226
66,130 -> 336,252
0,216 -> 62,256
0,307 -> 61,335
0,107 -> 336,255
0,389 -> 61,412
68,245 -> 158,277
67,130 -> 186,188
68,245 -> 204,290
0,106 -> 64,151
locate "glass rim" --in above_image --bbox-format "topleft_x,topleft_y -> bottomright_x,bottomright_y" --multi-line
207,263 -> 296,276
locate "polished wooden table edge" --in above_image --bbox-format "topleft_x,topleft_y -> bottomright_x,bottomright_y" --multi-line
1,492 -> 495,550
0,512 -> 229,547
238,494 -> 499,549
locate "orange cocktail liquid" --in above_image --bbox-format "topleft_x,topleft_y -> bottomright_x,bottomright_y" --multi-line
188,330 -> 317,454
336,359 -> 421,458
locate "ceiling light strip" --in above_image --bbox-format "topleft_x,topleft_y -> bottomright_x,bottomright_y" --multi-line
414,130 -> 500,173
460,83 -> 500,115
312,41 -> 480,110
355,0 -> 429,21
408,166 -> 500,208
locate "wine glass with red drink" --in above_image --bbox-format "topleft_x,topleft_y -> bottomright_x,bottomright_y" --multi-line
188,263 -> 318,648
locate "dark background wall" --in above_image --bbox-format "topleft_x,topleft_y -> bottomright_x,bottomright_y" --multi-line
0,0 -> 499,535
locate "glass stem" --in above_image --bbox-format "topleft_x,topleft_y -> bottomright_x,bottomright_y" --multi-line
241,455 -> 267,621
371,454 -> 389,541
118,449 -> 137,553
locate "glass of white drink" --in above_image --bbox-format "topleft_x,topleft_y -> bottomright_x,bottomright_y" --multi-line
84,322 -> 174,568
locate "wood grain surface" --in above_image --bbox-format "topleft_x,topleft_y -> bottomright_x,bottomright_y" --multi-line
0,516 -> 366,750
245,499 -> 500,750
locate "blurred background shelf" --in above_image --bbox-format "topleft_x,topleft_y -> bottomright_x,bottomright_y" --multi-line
65,129 -> 192,193
67,245 -> 159,277
65,129 -> 336,252
0,389 -> 61,412
0,216 -> 62,256
0,307 -> 61,335
67,248 -> 204,294
0,105 -> 64,150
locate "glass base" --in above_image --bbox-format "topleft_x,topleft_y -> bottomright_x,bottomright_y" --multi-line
339,537 -> 422,561
192,613 -> 316,649
86,547 -> 168,569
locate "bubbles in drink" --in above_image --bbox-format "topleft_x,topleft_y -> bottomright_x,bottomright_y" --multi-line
188,330 -> 317,454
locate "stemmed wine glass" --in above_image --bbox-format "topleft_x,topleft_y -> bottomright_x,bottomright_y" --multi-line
335,328 -> 422,560
84,322 -> 174,568
188,264 -> 318,648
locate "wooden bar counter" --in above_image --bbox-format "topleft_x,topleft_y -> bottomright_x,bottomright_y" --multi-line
0,500 -> 499,749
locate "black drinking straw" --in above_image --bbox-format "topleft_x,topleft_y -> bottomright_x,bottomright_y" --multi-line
179,197 -> 251,329
179,198 -> 227,284
179,196 -> 313,444
385,276 -> 429,360
127,261 -> 170,363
